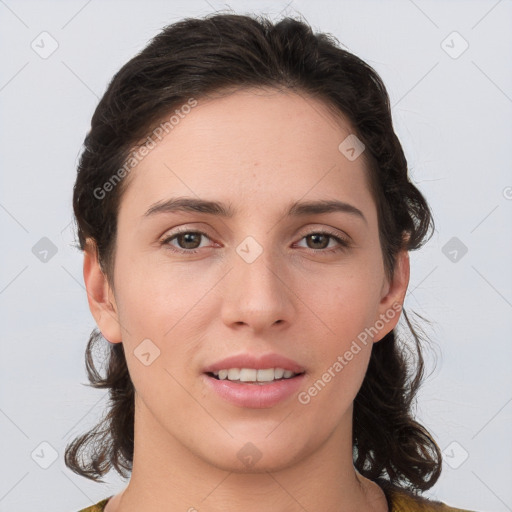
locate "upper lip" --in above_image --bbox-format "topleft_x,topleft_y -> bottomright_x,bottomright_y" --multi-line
203,353 -> 306,374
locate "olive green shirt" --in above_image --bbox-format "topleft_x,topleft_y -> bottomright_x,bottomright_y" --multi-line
76,489 -> 476,511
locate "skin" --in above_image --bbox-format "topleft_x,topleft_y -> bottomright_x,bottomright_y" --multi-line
84,87 -> 409,512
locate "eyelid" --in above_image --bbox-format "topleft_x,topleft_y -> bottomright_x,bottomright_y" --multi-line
159,226 -> 214,247
296,224 -> 350,241
160,223 -> 350,240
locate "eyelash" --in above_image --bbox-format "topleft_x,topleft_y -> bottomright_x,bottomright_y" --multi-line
160,228 -> 351,255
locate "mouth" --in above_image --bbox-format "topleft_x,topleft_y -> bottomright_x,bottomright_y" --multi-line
205,367 -> 305,384
203,368 -> 306,408
202,353 -> 306,407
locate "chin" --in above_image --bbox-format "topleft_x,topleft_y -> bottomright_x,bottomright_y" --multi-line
205,450 -> 303,474
195,433 -> 313,474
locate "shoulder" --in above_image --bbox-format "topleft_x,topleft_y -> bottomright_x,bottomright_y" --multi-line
74,490 -> 478,512
75,496 -> 111,512
389,488 -> 477,512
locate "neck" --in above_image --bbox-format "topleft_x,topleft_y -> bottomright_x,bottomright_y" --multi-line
107,399 -> 388,512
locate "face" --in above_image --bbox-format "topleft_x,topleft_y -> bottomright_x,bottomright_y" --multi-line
85,87 -> 409,473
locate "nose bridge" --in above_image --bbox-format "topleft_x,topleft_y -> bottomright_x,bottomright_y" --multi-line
221,232 -> 292,328
235,233 -> 283,298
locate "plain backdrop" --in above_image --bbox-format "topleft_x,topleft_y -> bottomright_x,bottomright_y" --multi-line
0,0 -> 511,511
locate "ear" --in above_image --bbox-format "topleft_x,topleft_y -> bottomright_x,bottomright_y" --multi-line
83,239 -> 122,344
372,249 -> 410,343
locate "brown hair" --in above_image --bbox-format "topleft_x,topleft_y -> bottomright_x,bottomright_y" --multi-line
66,12 -> 442,498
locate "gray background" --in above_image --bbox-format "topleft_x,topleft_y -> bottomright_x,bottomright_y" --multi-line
0,0 -> 511,510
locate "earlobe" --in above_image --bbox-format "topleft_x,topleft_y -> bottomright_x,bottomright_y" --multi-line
373,250 -> 410,343
82,239 -> 123,344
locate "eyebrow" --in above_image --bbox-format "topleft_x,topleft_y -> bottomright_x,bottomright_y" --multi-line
144,197 -> 367,224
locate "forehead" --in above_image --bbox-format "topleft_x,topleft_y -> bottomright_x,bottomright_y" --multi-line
117,88 -> 375,222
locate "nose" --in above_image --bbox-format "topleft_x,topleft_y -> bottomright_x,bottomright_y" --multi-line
220,244 -> 294,333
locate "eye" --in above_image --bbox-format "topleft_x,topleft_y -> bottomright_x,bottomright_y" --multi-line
161,229 -> 213,254
160,228 -> 351,255
295,230 -> 351,254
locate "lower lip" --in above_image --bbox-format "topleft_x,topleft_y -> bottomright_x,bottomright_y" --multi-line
202,373 -> 306,408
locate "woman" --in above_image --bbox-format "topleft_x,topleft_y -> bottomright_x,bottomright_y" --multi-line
67,12 -> 476,512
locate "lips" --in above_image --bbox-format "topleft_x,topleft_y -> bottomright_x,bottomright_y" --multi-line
202,353 -> 306,408
202,371 -> 306,408
202,353 -> 306,374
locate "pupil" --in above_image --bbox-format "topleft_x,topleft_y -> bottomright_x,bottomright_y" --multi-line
309,234 -> 328,249
180,233 -> 200,249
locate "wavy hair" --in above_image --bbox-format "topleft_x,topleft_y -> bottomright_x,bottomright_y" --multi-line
66,12 -> 442,500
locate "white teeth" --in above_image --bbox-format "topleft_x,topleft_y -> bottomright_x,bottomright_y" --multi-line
274,368 -> 285,379
256,368 -> 275,382
227,368 -> 240,380
212,367 -> 299,382
239,368 -> 257,382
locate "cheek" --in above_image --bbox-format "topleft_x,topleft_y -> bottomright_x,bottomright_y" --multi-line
114,254 -> 207,336
299,270 -> 380,389
113,257 -> 215,387
315,266 -> 383,332
299,293 -> 374,418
